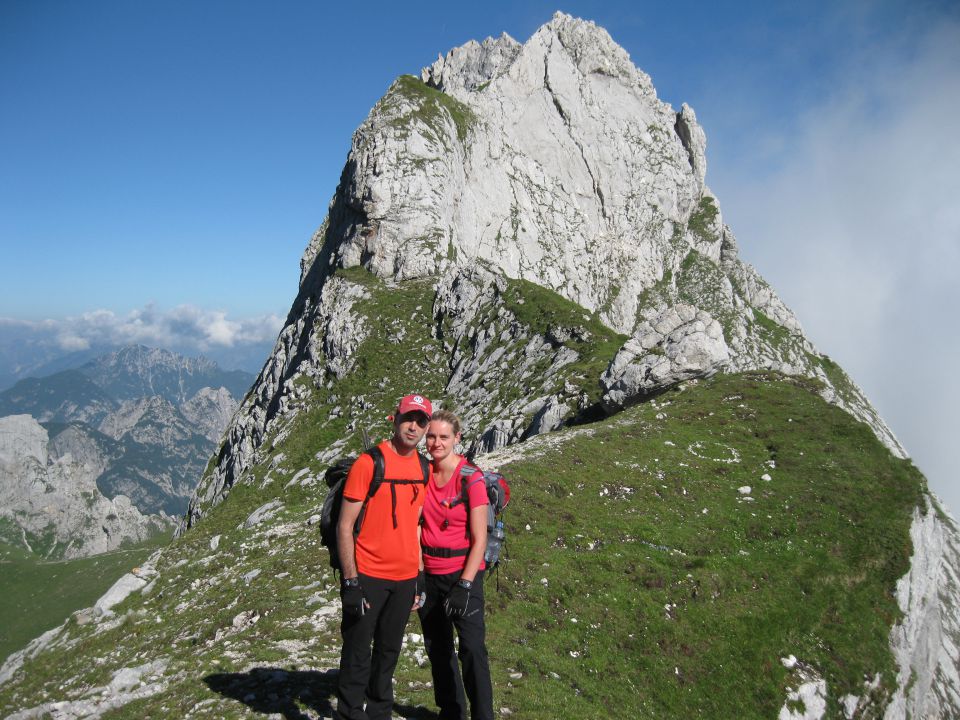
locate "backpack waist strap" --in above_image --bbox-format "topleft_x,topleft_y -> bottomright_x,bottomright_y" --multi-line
422,545 -> 470,558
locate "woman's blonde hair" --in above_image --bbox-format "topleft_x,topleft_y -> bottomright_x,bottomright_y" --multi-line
430,409 -> 462,436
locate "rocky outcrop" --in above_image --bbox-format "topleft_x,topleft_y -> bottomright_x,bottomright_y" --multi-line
335,12 -> 706,334
48,423 -> 114,478
601,304 -> 730,407
0,415 -> 170,559
421,33 -> 521,92
180,386 -> 239,443
885,501 -> 960,718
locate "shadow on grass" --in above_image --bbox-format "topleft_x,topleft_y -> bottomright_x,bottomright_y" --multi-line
204,667 -> 438,719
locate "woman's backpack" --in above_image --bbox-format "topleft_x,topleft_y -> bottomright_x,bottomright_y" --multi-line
452,465 -> 511,568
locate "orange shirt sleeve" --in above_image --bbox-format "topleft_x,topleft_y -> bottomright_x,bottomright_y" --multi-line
343,453 -> 375,502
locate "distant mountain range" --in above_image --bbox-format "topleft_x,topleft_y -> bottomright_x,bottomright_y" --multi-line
0,414 -> 170,560
0,346 -> 256,542
0,332 -> 272,394
0,346 -> 252,419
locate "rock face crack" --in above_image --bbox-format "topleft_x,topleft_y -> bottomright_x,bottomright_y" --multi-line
673,114 -> 696,171
672,104 -> 707,186
542,48 -> 608,221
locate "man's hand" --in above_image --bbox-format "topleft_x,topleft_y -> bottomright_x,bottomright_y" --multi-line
341,577 -> 369,616
444,578 -> 472,618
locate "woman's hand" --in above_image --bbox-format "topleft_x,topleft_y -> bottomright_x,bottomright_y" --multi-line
444,578 -> 472,618
413,570 -> 426,610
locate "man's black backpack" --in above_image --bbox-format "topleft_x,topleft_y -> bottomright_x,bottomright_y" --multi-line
320,445 -> 430,573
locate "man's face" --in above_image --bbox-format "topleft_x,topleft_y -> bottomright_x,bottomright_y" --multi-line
393,411 -> 429,451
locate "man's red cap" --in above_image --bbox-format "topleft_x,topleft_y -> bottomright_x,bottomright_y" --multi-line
396,393 -> 432,418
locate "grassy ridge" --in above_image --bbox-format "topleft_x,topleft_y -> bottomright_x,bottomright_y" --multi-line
472,372 -> 921,717
0,535 -> 170,662
0,372 -> 923,718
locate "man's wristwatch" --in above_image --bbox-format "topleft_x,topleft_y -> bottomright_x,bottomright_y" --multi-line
342,577 -> 360,588
456,578 -> 473,590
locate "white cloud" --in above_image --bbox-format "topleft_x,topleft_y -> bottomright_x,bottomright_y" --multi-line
715,19 -> 960,513
4,304 -> 285,354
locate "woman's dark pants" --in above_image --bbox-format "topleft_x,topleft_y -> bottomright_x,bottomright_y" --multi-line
418,570 -> 494,720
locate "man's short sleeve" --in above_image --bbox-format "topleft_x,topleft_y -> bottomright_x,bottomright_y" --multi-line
343,453 -> 375,501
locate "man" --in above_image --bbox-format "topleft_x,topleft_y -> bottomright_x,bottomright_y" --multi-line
336,393 -> 433,720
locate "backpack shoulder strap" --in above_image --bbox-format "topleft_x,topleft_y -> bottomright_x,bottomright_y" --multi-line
458,464 -> 484,510
417,452 -> 430,486
363,447 -> 428,531
365,446 -> 386,499
354,446 -> 387,537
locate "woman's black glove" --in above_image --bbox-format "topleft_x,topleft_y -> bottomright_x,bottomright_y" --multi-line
341,577 -> 368,616
444,578 -> 472,618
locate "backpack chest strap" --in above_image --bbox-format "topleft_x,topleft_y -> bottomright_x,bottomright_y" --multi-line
381,478 -> 426,529
363,444 -> 428,531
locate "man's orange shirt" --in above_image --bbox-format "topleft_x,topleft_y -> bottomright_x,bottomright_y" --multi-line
343,440 -> 429,581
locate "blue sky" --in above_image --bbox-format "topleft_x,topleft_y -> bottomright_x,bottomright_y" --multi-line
2,1 -> 959,511
0,0 -> 924,317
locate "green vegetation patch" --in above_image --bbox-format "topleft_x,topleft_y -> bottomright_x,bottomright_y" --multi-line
816,353 -> 863,408
752,308 -> 791,346
674,249 -> 739,341
264,267 -> 450,475
0,535 -> 170,662
383,74 -> 476,145
468,372 -> 922,718
750,308 -> 809,362
688,196 -> 720,244
499,277 -> 627,406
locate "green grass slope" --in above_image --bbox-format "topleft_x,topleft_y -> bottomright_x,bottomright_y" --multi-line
0,373 -> 924,718
0,535 -> 170,662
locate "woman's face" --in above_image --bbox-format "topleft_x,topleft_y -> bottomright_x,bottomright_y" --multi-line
426,420 -> 459,462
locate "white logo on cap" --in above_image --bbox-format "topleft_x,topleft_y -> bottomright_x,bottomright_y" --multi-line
413,395 -> 424,405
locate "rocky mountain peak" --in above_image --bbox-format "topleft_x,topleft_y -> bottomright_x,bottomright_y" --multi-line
422,13 -> 651,97
313,10 -> 711,340
79,344 -> 249,405
420,32 -> 521,93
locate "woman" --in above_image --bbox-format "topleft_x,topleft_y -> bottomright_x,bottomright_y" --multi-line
419,409 -> 494,720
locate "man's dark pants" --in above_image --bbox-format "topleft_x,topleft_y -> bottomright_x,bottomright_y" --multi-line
417,570 -> 493,720
337,573 -> 416,720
